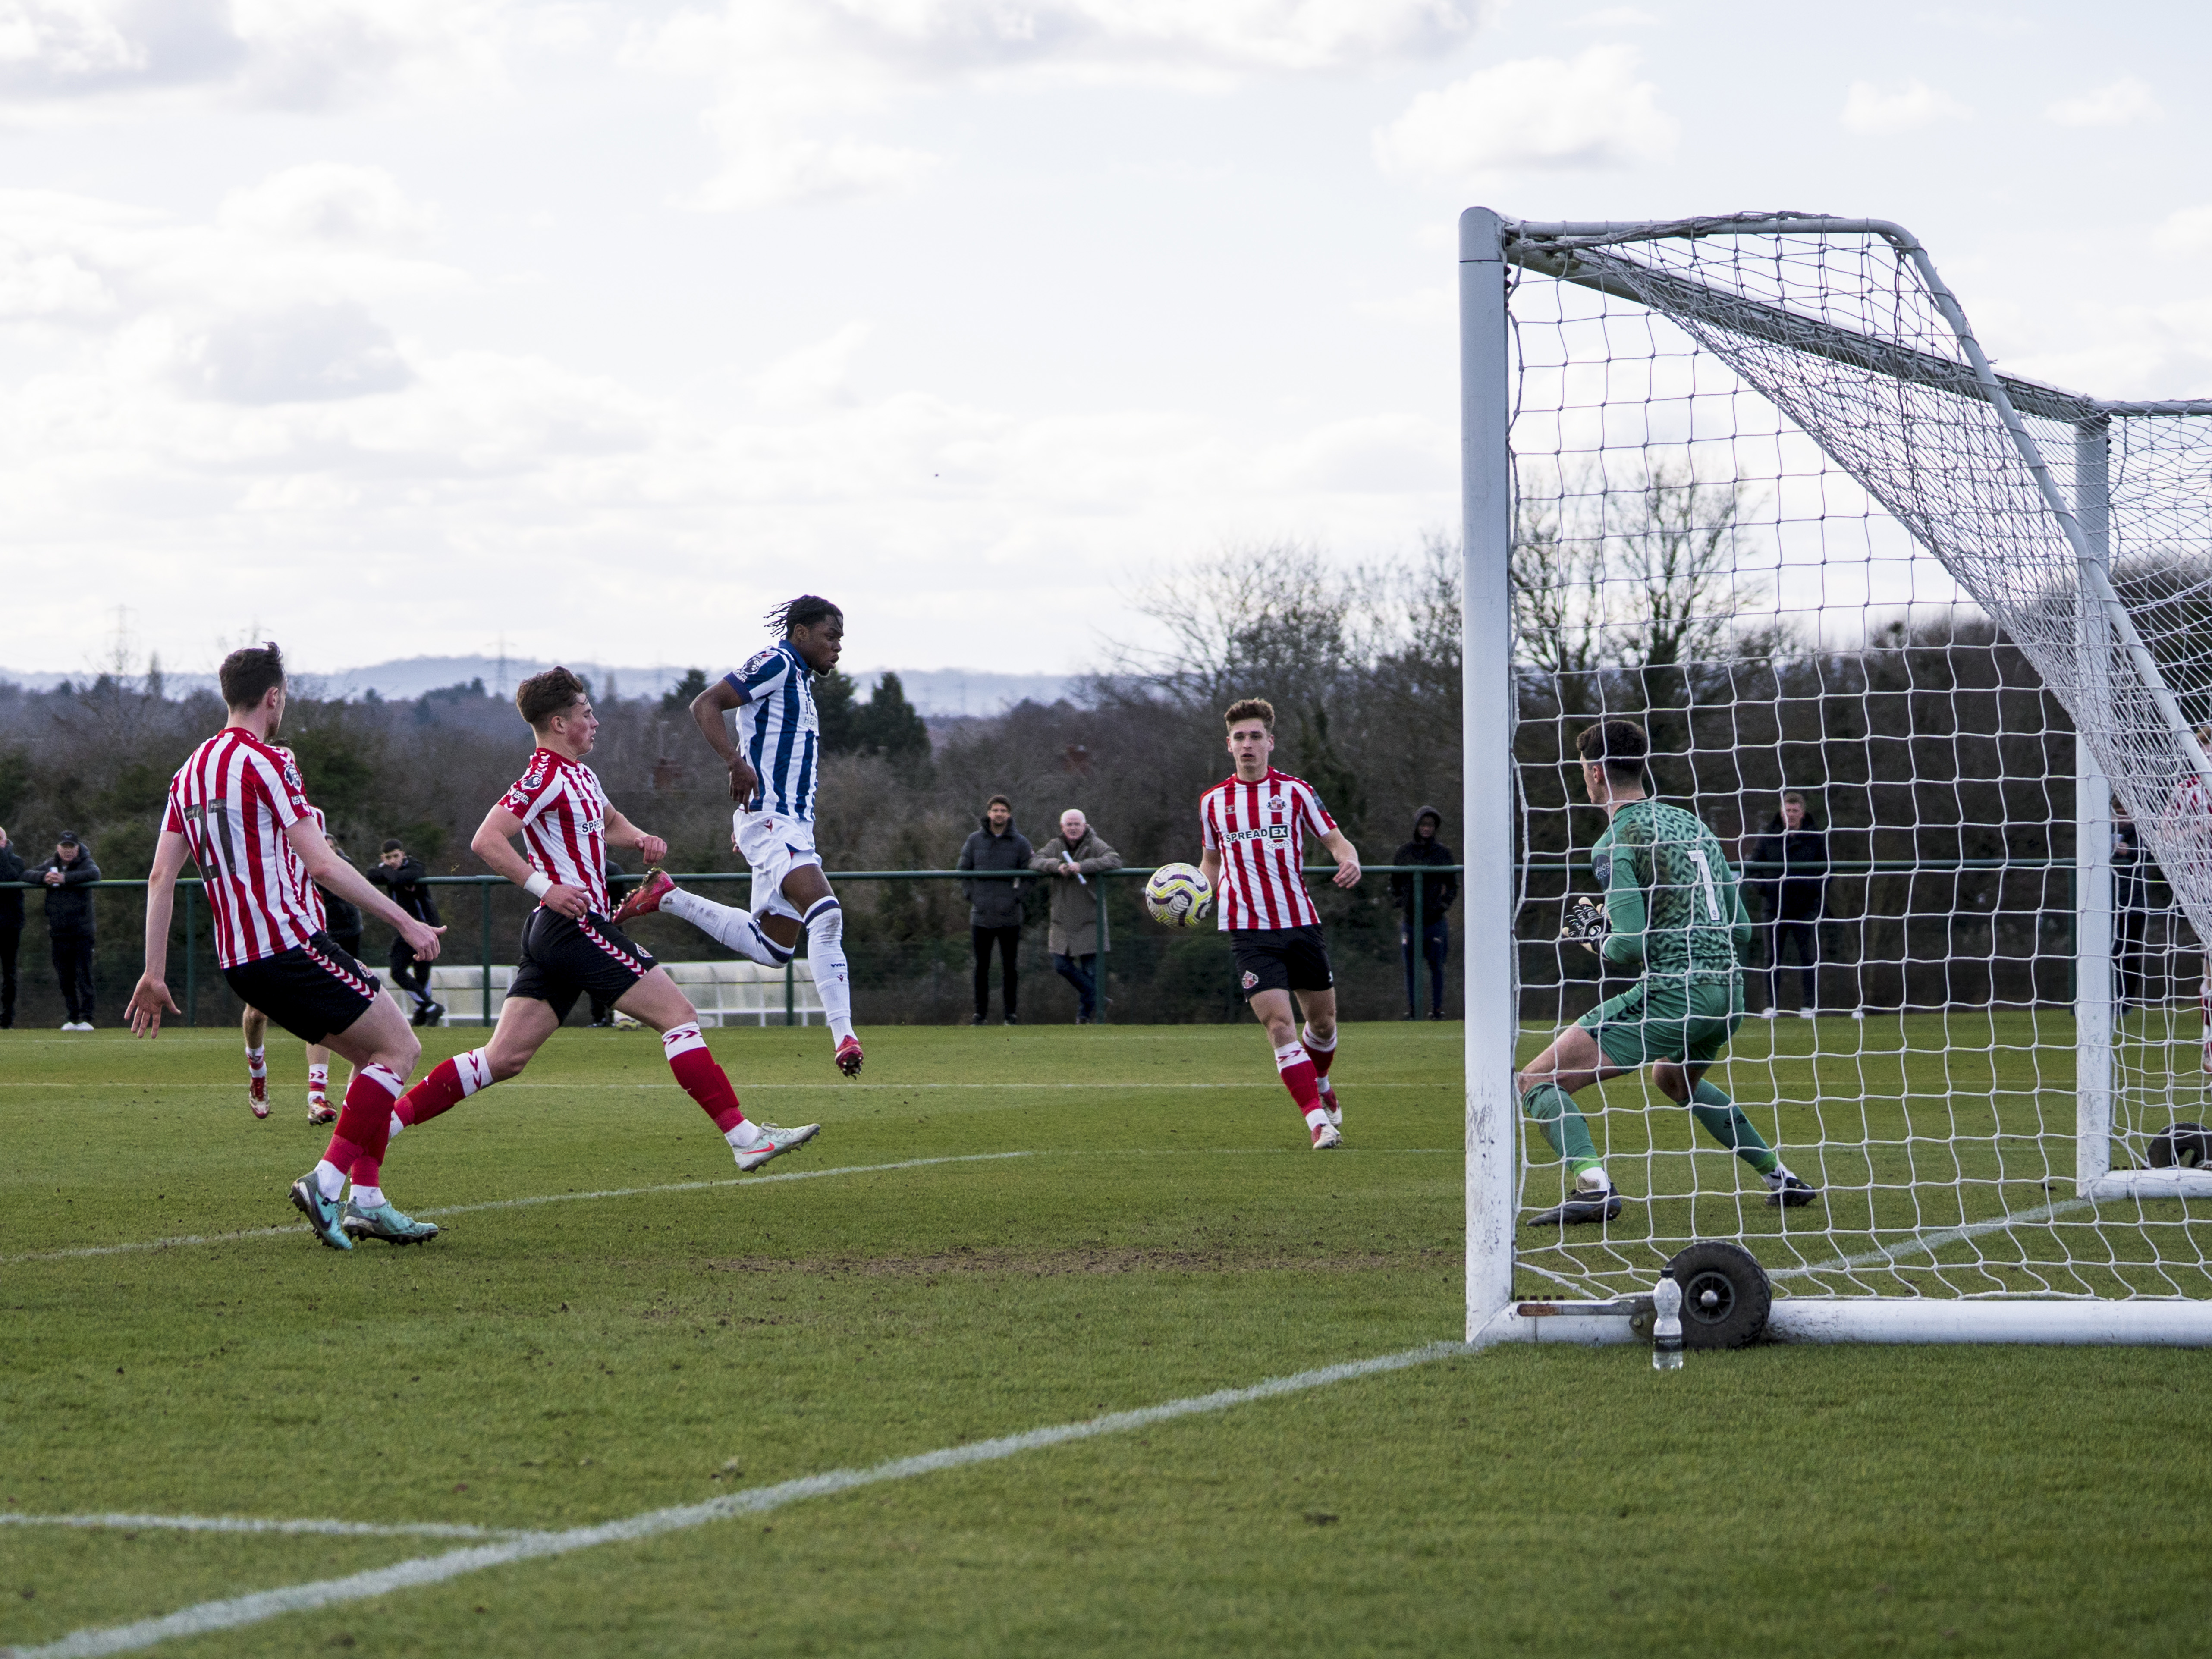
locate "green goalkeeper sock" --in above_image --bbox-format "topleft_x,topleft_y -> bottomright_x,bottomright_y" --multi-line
1689,1080 -> 1778,1176
1521,1081 -> 1600,1173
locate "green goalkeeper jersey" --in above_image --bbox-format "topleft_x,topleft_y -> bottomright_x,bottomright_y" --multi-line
1591,799 -> 1752,977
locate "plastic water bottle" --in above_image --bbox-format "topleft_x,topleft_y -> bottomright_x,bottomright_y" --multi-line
1651,1276 -> 1684,1371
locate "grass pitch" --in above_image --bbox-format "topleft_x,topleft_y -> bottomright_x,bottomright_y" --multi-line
3,1019 -> 2209,1658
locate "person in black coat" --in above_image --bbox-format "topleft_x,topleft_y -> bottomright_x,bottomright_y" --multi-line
1747,792 -> 1829,1018
0,825 -> 24,1028
368,839 -> 444,1026
2111,800 -> 2151,1011
958,795 -> 1034,1024
1391,806 -> 1458,1019
27,831 -> 100,1028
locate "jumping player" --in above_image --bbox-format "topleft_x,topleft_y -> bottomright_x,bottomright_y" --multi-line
1197,698 -> 1361,1150
380,668 -> 818,1188
613,596 -> 863,1077
124,644 -> 447,1250
1516,719 -> 1818,1225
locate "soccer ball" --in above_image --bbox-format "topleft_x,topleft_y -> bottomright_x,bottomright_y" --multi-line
1144,862 -> 1214,928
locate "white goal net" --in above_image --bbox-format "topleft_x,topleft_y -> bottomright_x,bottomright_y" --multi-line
1460,211 -> 2212,1343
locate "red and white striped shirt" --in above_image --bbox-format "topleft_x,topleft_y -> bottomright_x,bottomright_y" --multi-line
163,729 -> 320,969
501,748 -> 612,916
1200,768 -> 1338,931
290,802 -> 330,934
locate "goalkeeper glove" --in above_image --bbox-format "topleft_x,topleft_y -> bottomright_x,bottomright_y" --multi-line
1561,895 -> 1609,947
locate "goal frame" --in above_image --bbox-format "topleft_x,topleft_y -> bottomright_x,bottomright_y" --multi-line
1458,206 -> 2212,1348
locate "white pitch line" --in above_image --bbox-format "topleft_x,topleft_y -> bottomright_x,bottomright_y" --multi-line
0,1153 -> 1034,1266
4,1340 -> 1471,1659
1772,1197 -> 2094,1280
0,1514 -> 546,1543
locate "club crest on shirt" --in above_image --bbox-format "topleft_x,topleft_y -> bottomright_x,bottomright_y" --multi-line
1265,795 -> 1285,811
1241,970 -> 1260,990
742,649 -> 777,677
1592,851 -> 1613,887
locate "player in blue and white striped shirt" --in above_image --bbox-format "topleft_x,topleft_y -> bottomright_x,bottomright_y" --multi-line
613,596 -> 864,1076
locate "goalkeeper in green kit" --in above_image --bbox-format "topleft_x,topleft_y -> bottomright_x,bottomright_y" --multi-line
1518,719 -> 1819,1225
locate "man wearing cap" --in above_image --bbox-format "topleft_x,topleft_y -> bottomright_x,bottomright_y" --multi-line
28,832 -> 101,1030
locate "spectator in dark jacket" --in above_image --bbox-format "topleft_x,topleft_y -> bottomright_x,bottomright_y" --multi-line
0,825 -> 24,1028
958,795 -> 1034,1024
314,833 -> 366,962
368,839 -> 444,1026
1391,806 -> 1458,1019
28,831 -> 100,1028
1748,792 -> 1829,1018
2112,800 -> 2151,1010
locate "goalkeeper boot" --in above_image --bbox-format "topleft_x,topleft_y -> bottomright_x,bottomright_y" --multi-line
288,1175 -> 352,1251
734,1121 -> 822,1172
1528,1171 -> 1622,1227
1763,1170 -> 1820,1208
612,870 -> 674,926
341,1199 -> 440,1245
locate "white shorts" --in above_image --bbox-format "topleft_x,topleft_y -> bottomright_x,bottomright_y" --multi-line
733,809 -> 824,922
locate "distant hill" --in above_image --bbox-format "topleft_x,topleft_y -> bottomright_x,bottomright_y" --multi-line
0,656 -> 1079,717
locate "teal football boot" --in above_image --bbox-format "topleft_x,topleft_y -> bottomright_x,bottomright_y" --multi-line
289,1175 -> 353,1251
341,1199 -> 441,1245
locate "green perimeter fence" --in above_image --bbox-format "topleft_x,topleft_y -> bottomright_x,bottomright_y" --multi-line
4,858 -> 2201,1031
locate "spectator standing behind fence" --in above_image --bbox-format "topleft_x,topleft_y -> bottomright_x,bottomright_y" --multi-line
29,831 -> 100,1030
368,840 -> 446,1027
1748,792 -> 1829,1019
2113,800 -> 2151,1011
1391,806 -> 1458,1020
0,826 -> 23,1029
1032,808 -> 1119,1024
959,795 -> 1032,1026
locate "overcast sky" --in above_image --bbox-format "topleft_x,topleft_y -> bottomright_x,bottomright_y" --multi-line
1,0 -> 2205,682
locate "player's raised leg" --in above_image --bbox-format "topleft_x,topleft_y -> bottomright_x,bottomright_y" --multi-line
242,1004 -> 270,1119
613,871 -> 788,968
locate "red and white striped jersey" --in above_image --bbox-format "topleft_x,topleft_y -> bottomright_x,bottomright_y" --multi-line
163,729 -> 320,969
290,802 -> 330,934
1200,768 -> 1338,931
500,748 -> 612,915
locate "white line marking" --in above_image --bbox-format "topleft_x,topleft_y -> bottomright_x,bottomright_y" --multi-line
1772,1197 -> 2094,1280
0,1153 -> 1034,1265
0,1514 -> 546,1543
4,1340 -> 1471,1659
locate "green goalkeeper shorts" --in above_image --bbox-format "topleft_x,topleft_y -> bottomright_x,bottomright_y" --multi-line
1576,975 -> 1742,1070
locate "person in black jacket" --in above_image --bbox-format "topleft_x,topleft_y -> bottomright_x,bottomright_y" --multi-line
1748,792 -> 1829,1018
1391,806 -> 1458,1020
28,831 -> 100,1028
0,825 -> 24,1028
2112,800 -> 2151,1011
958,795 -> 1033,1025
368,839 -> 445,1026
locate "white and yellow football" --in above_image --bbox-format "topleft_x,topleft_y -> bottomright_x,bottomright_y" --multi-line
1143,862 -> 1214,928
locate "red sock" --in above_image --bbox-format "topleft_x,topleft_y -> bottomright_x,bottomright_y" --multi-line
1273,1041 -> 1322,1116
663,1023 -> 746,1134
321,1064 -> 405,1185
1301,1023 -> 1336,1079
397,1049 -> 493,1129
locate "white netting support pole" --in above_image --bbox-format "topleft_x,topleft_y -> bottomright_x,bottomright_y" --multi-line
1460,205 -> 1518,1342
2074,419 -> 2116,1190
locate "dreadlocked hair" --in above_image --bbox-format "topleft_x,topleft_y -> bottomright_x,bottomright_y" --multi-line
766,595 -> 843,636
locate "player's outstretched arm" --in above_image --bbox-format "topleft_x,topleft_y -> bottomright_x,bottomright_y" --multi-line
127,830 -> 189,1038
288,818 -> 445,961
471,802 -> 589,919
603,806 -> 667,868
1320,828 -> 1361,889
689,679 -> 758,804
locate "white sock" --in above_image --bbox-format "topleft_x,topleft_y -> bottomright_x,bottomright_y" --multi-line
1303,1105 -> 1330,1131
662,888 -> 787,966
245,1046 -> 267,1080
314,1159 -> 346,1200
1574,1165 -> 1612,1194
804,896 -> 855,1045
350,1184 -> 385,1209
389,1112 -> 405,1141
307,1063 -> 328,1092
725,1120 -> 765,1150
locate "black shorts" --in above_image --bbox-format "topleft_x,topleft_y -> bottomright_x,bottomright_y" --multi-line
1230,925 -> 1335,1000
224,933 -> 382,1044
507,908 -> 658,1024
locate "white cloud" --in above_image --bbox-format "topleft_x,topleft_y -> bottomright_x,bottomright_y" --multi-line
631,0 -> 1484,209
1372,44 -> 1677,182
1568,6 -> 1659,26
1841,79 -> 1971,136
2045,77 -> 2160,128
750,320 -> 874,411
2151,205 -> 2212,254
217,165 -> 438,250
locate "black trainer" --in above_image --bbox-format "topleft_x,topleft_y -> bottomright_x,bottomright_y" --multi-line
1765,1172 -> 1821,1208
1527,1185 -> 1623,1227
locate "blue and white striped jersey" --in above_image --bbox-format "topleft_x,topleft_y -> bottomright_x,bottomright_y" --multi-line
724,642 -> 820,820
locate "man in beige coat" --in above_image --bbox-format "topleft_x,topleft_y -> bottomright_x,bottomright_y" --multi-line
1030,808 -> 1120,1023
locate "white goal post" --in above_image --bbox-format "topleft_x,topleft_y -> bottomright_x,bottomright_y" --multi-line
1460,207 -> 2212,1347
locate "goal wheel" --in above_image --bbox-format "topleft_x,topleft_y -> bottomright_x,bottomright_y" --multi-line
2147,1123 -> 2212,1169
1664,1241 -> 1772,1350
